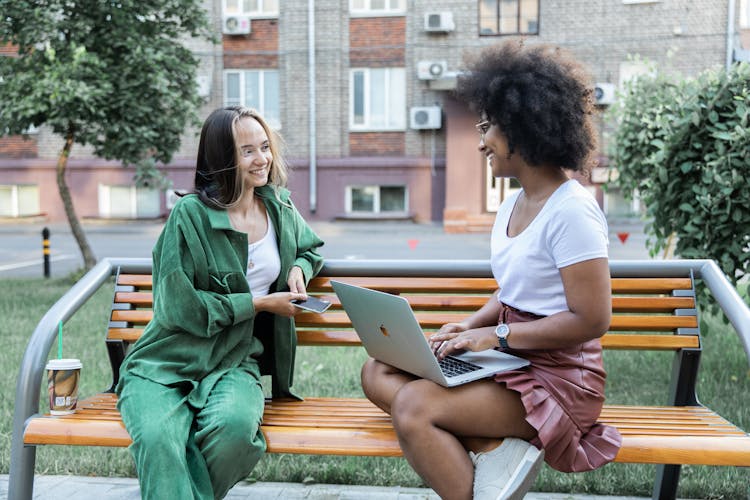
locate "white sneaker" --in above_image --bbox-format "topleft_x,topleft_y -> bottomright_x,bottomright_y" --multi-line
470,438 -> 545,500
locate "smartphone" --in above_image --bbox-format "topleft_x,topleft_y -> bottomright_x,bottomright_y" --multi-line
292,296 -> 332,314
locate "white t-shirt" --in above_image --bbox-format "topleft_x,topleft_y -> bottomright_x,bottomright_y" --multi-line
490,179 -> 609,317
246,212 -> 281,297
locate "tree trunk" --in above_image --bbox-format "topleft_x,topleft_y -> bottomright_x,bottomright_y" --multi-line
56,123 -> 97,270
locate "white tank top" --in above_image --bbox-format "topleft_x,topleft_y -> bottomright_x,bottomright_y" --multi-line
245,212 -> 281,297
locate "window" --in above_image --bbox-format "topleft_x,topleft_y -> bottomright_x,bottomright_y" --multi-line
98,185 -> 161,219
223,0 -> 278,17
741,0 -> 750,28
224,70 -> 281,128
350,68 -> 406,130
350,0 -> 406,16
479,0 -> 539,35
0,184 -> 40,217
346,185 -> 407,214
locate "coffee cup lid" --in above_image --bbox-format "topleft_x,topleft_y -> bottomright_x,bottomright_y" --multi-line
46,358 -> 82,370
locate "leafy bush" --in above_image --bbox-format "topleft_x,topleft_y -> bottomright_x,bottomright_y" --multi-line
607,62 -> 750,289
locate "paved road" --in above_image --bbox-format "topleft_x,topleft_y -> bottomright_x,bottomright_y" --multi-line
0,218 -> 651,279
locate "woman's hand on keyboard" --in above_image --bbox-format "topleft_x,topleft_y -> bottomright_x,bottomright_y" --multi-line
430,326 -> 497,360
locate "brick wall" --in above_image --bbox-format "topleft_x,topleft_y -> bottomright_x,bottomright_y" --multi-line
349,132 -> 405,156
350,17 -> 405,66
223,18 -> 279,68
0,136 -> 37,159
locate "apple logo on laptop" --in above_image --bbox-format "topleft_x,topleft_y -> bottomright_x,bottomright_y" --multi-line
379,324 -> 390,337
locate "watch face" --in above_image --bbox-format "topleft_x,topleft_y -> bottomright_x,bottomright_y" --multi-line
495,323 -> 510,348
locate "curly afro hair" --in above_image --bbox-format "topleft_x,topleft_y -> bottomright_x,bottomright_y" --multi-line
455,40 -> 596,172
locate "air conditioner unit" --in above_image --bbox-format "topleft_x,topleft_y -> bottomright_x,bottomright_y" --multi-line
410,106 -> 442,130
223,15 -> 251,35
424,12 -> 455,32
594,82 -> 616,105
417,61 -> 448,80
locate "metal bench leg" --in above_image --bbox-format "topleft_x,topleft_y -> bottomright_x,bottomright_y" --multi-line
8,442 -> 36,500
653,464 -> 680,500
654,344 -> 698,500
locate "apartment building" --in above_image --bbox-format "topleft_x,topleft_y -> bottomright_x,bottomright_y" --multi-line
1,0 -> 747,231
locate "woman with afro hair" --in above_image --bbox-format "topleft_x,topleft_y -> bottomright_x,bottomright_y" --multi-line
360,40 -> 622,500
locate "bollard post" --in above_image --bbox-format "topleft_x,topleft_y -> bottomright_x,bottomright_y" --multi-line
42,227 -> 50,278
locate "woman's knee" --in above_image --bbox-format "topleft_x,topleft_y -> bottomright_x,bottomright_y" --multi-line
361,358 -> 398,401
203,406 -> 263,451
390,381 -> 435,435
360,358 -> 383,398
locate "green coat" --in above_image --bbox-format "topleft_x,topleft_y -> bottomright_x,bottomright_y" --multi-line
116,185 -> 324,406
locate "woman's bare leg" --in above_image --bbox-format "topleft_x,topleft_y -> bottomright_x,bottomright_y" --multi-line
361,357 -> 537,499
390,378 -> 535,500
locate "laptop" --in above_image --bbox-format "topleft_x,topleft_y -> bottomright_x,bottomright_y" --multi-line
330,280 -> 530,387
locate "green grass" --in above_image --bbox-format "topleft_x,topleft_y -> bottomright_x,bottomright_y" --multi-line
2,277 -> 749,498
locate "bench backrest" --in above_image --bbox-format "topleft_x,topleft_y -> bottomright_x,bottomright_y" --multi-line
105,269 -> 699,392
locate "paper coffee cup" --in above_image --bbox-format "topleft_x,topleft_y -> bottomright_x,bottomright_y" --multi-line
46,358 -> 82,415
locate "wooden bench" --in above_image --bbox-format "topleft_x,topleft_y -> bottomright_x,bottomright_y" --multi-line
10,258 -> 750,500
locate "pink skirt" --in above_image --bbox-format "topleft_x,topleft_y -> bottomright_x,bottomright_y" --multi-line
494,303 -> 622,473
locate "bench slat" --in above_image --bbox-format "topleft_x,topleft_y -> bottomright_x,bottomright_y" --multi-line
117,274 -> 694,295
117,275 -> 152,288
608,315 -> 697,330
609,278 -> 693,293
110,309 -> 699,332
113,291 -> 153,306
107,328 -> 700,350
307,277 -> 498,293
611,296 -> 695,312
113,292 -> 696,314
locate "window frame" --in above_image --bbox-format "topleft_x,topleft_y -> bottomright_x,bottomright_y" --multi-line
222,0 -> 279,18
345,185 -> 409,215
0,184 -> 40,217
349,67 -> 406,131
349,0 -> 406,17
97,184 -> 161,219
223,69 -> 281,129
479,0 -> 540,36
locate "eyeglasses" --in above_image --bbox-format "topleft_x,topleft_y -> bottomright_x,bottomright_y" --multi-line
475,120 -> 490,141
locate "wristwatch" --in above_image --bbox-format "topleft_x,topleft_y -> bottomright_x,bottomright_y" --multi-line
495,323 -> 511,349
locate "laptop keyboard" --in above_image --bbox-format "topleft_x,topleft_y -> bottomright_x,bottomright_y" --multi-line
439,356 -> 482,377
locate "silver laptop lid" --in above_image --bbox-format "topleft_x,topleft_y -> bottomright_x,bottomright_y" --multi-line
330,280 -> 530,387
331,280 -> 446,383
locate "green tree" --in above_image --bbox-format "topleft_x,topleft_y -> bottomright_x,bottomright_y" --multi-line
0,0 -> 213,269
607,63 -> 750,293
